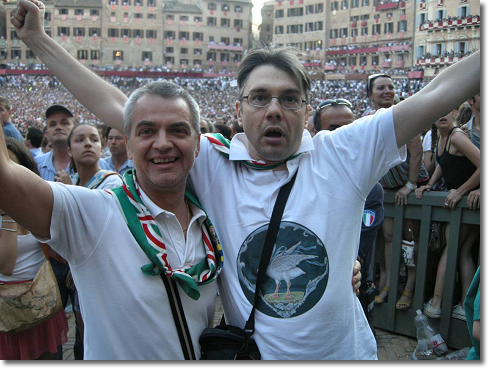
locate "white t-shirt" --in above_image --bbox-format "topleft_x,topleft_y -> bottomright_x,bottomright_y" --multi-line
35,183 -> 218,360
189,107 -> 405,360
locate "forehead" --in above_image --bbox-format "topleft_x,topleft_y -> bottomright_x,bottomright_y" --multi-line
243,64 -> 302,95
72,125 -> 98,136
321,106 -> 354,126
372,77 -> 393,88
131,94 -> 192,130
108,129 -> 124,138
47,112 -> 74,124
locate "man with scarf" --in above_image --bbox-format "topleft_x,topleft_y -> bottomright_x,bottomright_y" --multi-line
10,0 -> 481,360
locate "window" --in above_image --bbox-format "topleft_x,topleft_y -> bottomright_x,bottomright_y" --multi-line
45,12 -> 51,21
146,30 -> 157,38
234,19 -> 243,28
60,8 -> 68,15
455,41 -> 468,53
360,14 -> 369,20
220,53 -> 229,62
221,18 -> 230,27
194,48 -> 202,55
234,53 -> 242,62
180,48 -> 188,54
91,50 -> 99,60
351,0 -> 359,8
398,21 -> 407,32
458,6 -> 470,17
11,50 -> 21,59
207,52 -> 215,61
435,9 -> 445,20
330,29 -> 338,38
164,31 -> 175,39
417,45 -> 426,58
433,43 -> 445,56
287,24 -> 303,34
221,4 -> 229,11
135,0 -> 143,5
362,0 -> 369,5
331,2 -> 339,11
340,28 -> 348,37
74,27 -> 85,36
361,26 -> 368,35
148,14 -> 155,20
234,38 -> 242,45
386,12 -> 393,18
193,32 -> 203,41
315,3 -> 323,12
135,13 -> 142,19
384,22 -> 393,34
306,22 -> 314,32
90,9 -> 100,16
221,37 -> 229,44
275,25 -> 284,34
121,29 -> 131,37
360,56 -> 367,65
57,27 -> 70,36
287,7 -> 304,17
235,5 -> 242,12
194,16 -> 202,22
77,50 -> 88,60
108,28 -> 119,37
26,50 -> 36,59
341,0 -> 348,10
349,56 -> 357,66
180,15 -> 189,21
75,9 -> 84,16
209,36 -> 214,42
275,9 -> 284,18
166,47 -> 174,53
207,17 -> 216,26
306,5 -> 314,14
180,59 -> 189,66
372,55 -> 379,65
142,51 -> 152,61
113,51 -> 123,60
165,56 -> 175,64
147,0 -> 155,6
179,31 -> 189,40
372,24 -> 381,34
352,28 -> 358,37
417,12 -> 427,26
133,29 -> 143,38
166,14 -> 174,20
315,21 -> 323,31
208,2 -> 216,10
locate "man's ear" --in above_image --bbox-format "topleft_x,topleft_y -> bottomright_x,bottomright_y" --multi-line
125,135 -> 133,160
235,100 -> 243,125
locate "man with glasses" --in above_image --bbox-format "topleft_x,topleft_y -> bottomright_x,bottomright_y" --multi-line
12,0 -> 481,359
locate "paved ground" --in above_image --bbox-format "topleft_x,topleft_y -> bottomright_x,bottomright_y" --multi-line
62,295 -> 423,361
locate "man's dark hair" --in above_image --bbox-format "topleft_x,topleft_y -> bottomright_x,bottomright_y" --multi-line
26,127 -> 44,148
236,46 -> 311,101
214,123 -> 231,140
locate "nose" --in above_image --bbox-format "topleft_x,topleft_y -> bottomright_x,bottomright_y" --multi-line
265,97 -> 283,120
152,131 -> 173,151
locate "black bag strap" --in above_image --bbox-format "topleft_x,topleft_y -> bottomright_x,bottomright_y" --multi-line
244,169 -> 298,335
160,274 -> 196,360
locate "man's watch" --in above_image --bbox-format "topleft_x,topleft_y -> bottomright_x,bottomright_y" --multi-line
405,181 -> 416,190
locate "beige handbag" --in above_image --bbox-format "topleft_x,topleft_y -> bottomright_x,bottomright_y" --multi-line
0,260 -> 63,333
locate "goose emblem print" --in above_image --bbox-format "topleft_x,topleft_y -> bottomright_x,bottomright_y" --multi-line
237,222 -> 329,318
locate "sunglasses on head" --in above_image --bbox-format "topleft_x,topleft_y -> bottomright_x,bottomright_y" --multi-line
316,98 -> 353,112
366,74 -> 391,94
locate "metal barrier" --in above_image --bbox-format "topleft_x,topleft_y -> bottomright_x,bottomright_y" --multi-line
371,189 -> 480,350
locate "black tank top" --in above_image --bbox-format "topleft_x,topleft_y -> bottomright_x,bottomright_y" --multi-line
436,128 -> 477,190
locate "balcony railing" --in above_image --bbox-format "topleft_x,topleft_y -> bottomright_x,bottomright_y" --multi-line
372,190 -> 479,350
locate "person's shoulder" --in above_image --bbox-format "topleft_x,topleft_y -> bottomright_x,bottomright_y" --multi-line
34,151 -> 51,164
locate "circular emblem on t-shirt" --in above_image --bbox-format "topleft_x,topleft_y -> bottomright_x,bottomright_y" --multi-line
237,221 -> 329,318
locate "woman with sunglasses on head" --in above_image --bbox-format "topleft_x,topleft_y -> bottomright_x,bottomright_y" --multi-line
367,74 -> 429,310
415,110 -> 480,321
0,138 -> 69,360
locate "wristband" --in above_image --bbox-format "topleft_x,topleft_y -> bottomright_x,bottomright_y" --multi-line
405,181 -> 416,191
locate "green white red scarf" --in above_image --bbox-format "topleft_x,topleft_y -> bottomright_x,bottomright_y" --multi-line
204,133 -> 301,170
108,169 -> 223,301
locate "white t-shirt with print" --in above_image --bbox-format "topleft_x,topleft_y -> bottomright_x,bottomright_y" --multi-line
35,182 -> 218,360
189,108 -> 405,360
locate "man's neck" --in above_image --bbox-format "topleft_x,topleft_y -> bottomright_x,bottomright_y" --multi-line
111,153 -> 128,171
473,112 -> 480,131
51,144 -> 71,172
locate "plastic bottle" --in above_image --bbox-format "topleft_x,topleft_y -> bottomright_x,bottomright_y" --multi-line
412,309 -> 448,357
435,347 -> 470,360
412,310 -> 435,359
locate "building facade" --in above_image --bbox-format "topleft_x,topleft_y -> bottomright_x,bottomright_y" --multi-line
1,0 -> 252,72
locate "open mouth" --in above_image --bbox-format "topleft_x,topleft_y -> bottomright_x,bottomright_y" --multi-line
265,129 -> 284,138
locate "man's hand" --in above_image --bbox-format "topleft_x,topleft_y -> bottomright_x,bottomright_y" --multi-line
352,260 -> 361,296
54,170 -> 71,185
467,188 -> 480,210
444,189 -> 462,209
395,185 -> 413,206
10,0 -> 46,41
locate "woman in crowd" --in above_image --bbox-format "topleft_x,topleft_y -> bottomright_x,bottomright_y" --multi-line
367,74 -> 429,310
54,123 -> 122,352
0,138 -> 68,360
416,109 -> 480,320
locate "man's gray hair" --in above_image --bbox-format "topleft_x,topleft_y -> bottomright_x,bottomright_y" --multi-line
236,46 -> 311,102
124,81 -> 200,137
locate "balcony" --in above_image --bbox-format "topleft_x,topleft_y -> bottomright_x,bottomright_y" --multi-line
419,16 -> 480,32
416,54 -> 469,67
207,44 -> 243,51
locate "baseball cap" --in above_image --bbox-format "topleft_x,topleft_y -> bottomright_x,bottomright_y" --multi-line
45,105 -> 74,120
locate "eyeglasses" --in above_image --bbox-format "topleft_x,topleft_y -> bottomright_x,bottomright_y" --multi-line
241,91 -> 307,110
367,73 -> 391,94
316,98 -> 353,112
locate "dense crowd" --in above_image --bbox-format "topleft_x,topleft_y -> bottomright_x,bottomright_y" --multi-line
1,72 -> 430,134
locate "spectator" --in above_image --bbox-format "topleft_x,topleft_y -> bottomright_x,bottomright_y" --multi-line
102,127 -> 134,176
1,96 -> 24,143
0,137 -> 68,360
229,118 -> 243,139
416,109 -> 480,321
213,123 -> 231,139
24,126 -> 43,157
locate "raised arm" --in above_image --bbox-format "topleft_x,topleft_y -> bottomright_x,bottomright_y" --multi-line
393,51 -> 480,147
11,0 -> 127,132
0,130 -> 53,240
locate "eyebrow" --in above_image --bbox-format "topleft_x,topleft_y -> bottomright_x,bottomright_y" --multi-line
134,120 -> 192,130
248,87 -> 302,95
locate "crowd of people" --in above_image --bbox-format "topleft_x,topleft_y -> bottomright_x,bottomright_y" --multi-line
1,0 -> 480,361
